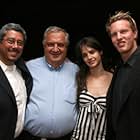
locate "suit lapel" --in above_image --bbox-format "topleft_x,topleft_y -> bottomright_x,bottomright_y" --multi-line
0,58 -> 32,105
0,67 -> 17,105
15,58 -> 33,102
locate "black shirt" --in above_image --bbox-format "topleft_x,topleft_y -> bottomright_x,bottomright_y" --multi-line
112,47 -> 140,130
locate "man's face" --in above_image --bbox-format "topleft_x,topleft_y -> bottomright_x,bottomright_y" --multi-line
0,30 -> 24,65
44,31 -> 68,68
109,20 -> 137,60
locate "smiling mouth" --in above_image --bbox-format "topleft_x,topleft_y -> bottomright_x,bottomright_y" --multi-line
118,41 -> 125,46
88,60 -> 95,65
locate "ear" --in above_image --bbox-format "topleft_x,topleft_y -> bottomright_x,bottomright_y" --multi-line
134,30 -> 138,40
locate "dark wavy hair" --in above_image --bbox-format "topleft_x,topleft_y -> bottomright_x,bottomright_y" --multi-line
75,36 -> 112,105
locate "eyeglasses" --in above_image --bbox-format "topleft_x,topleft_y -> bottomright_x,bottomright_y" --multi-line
3,38 -> 24,47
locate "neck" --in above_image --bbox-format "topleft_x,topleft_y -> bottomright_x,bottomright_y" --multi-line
89,64 -> 105,77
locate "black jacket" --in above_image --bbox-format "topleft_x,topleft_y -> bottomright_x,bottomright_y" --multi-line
0,58 -> 33,140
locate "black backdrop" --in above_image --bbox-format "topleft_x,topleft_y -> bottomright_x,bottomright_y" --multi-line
1,1 -> 139,63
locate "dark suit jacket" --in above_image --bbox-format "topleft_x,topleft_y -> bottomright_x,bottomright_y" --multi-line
0,58 -> 33,140
106,49 -> 140,140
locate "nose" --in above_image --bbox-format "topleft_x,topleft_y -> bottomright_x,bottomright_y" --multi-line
52,44 -> 59,51
116,32 -> 122,40
12,42 -> 18,48
87,53 -> 92,59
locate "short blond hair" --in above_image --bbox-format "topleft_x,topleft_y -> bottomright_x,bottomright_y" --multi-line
106,10 -> 138,37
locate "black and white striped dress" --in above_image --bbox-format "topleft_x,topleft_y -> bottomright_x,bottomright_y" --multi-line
71,90 -> 106,140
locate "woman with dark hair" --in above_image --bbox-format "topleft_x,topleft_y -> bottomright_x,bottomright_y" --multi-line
71,36 -> 113,140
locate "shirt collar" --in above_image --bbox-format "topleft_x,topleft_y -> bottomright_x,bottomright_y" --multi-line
0,60 -> 16,72
44,58 -> 64,71
126,47 -> 140,67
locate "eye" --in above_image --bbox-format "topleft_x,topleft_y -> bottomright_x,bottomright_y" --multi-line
46,42 -> 54,47
110,32 -> 117,38
46,42 -> 65,48
7,39 -> 15,45
89,50 -> 95,54
57,43 -> 65,48
120,29 -> 128,34
4,38 -> 24,47
82,53 -> 87,58
16,41 -> 24,46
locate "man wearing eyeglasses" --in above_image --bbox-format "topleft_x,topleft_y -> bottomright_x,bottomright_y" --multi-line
0,23 -> 33,140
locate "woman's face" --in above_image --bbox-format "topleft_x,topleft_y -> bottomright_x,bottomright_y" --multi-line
81,46 -> 102,69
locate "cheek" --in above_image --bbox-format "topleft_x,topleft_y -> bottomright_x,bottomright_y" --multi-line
111,37 -> 116,44
18,47 -> 24,53
111,39 -> 118,49
19,48 -> 24,54
127,34 -> 135,43
97,55 -> 102,62
82,57 -> 88,63
44,47 -> 50,53
61,48 -> 67,55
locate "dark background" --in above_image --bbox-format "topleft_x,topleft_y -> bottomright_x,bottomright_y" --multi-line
0,1 -> 139,63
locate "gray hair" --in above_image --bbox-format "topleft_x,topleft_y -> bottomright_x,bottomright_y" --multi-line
0,23 -> 27,43
42,26 -> 70,46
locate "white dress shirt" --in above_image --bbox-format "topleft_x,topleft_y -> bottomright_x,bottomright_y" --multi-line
0,60 -> 27,138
